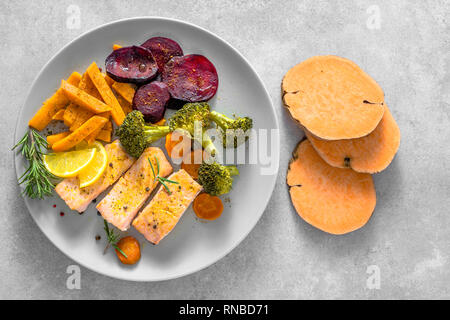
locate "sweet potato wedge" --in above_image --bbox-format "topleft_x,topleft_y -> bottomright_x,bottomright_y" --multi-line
85,111 -> 111,144
306,106 -> 400,173
116,95 -> 133,115
52,109 -> 66,121
68,106 -> 92,130
52,116 -> 108,152
86,62 -> 125,125
82,72 -> 103,100
104,74 -> 116,87
63,104 -> 80,127
282,56 -> 385,140
96,129 -> 112,142
68,72 -> 104,131
112,82 -> 135,104
103,120 -> 113,131
287,140 -> 376,235
113,44 -> 122,51
46,131 -> 70,147
60,80 -> 111,114
28,71 -> 82,131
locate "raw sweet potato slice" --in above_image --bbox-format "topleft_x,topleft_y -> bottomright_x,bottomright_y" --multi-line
282,56 -> 385,140
306,105 -> 400,173
28,71 -> 82,131
287,140 -> 376,235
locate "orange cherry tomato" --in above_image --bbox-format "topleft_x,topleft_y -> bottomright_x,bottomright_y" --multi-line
165,131 -> 191,160
115,236 -> 141,265
193,193 -> 224,220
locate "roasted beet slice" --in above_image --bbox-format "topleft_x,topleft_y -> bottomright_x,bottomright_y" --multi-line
166,99 -> 186,110
105,46 -> 158,84
141,37 -> 183,72
162,54 -> 218,102
132,81 -> 170,123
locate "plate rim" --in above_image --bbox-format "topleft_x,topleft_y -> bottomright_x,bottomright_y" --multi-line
14,16 -> 280,282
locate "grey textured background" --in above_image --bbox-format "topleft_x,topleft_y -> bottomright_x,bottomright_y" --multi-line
1,0 -> 449,299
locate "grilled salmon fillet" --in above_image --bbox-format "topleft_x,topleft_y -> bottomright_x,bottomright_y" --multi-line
55,140 -> 135,213
133,169 -> 202,244
97,147 -> 172,231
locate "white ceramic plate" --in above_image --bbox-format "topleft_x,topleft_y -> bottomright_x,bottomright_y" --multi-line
14,17 -> 279,281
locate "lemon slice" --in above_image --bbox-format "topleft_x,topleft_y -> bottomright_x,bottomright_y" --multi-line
44,148 -> 97,178
77,141 -> 108,188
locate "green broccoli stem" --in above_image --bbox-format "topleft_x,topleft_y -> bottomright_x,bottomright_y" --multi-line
210,111 -> 233,129
226,166 -> 239,176
144,126 -> 171,143
201,131 -> 218,156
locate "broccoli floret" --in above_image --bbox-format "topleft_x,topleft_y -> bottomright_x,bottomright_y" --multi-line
117,104 -> 224,158
168,102 -> 211,132
198,162 -> 239,196
169,102 -> 218,156
209,111 -> 253,147
116,111 -> 171,158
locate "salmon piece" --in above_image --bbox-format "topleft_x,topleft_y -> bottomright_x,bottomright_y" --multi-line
55,140 -> 135,213
97,147 -> 172,231
133,169 -> 202,244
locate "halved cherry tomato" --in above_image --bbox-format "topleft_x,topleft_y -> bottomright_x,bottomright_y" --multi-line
115,236 -> 141,265
193,193 -> 224,220
165,131 -> 191,160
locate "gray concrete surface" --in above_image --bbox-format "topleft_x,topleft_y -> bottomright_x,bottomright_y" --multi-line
1,0 -> 450,299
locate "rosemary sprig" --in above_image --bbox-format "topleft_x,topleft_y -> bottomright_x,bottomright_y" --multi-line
12,129 -> 58,199
103,219 -> 127,258
148,156 -> 179,194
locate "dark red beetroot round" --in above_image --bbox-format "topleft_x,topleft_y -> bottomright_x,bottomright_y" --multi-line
141,37 -> 183,72
166,99 -> 186,110
105,46 -> 158,84
162,54 -> 218,102
132,81 -> 170,123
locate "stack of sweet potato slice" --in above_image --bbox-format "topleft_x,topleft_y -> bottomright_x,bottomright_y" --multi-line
282,55 -> 400,235
28,60 -> 136,151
